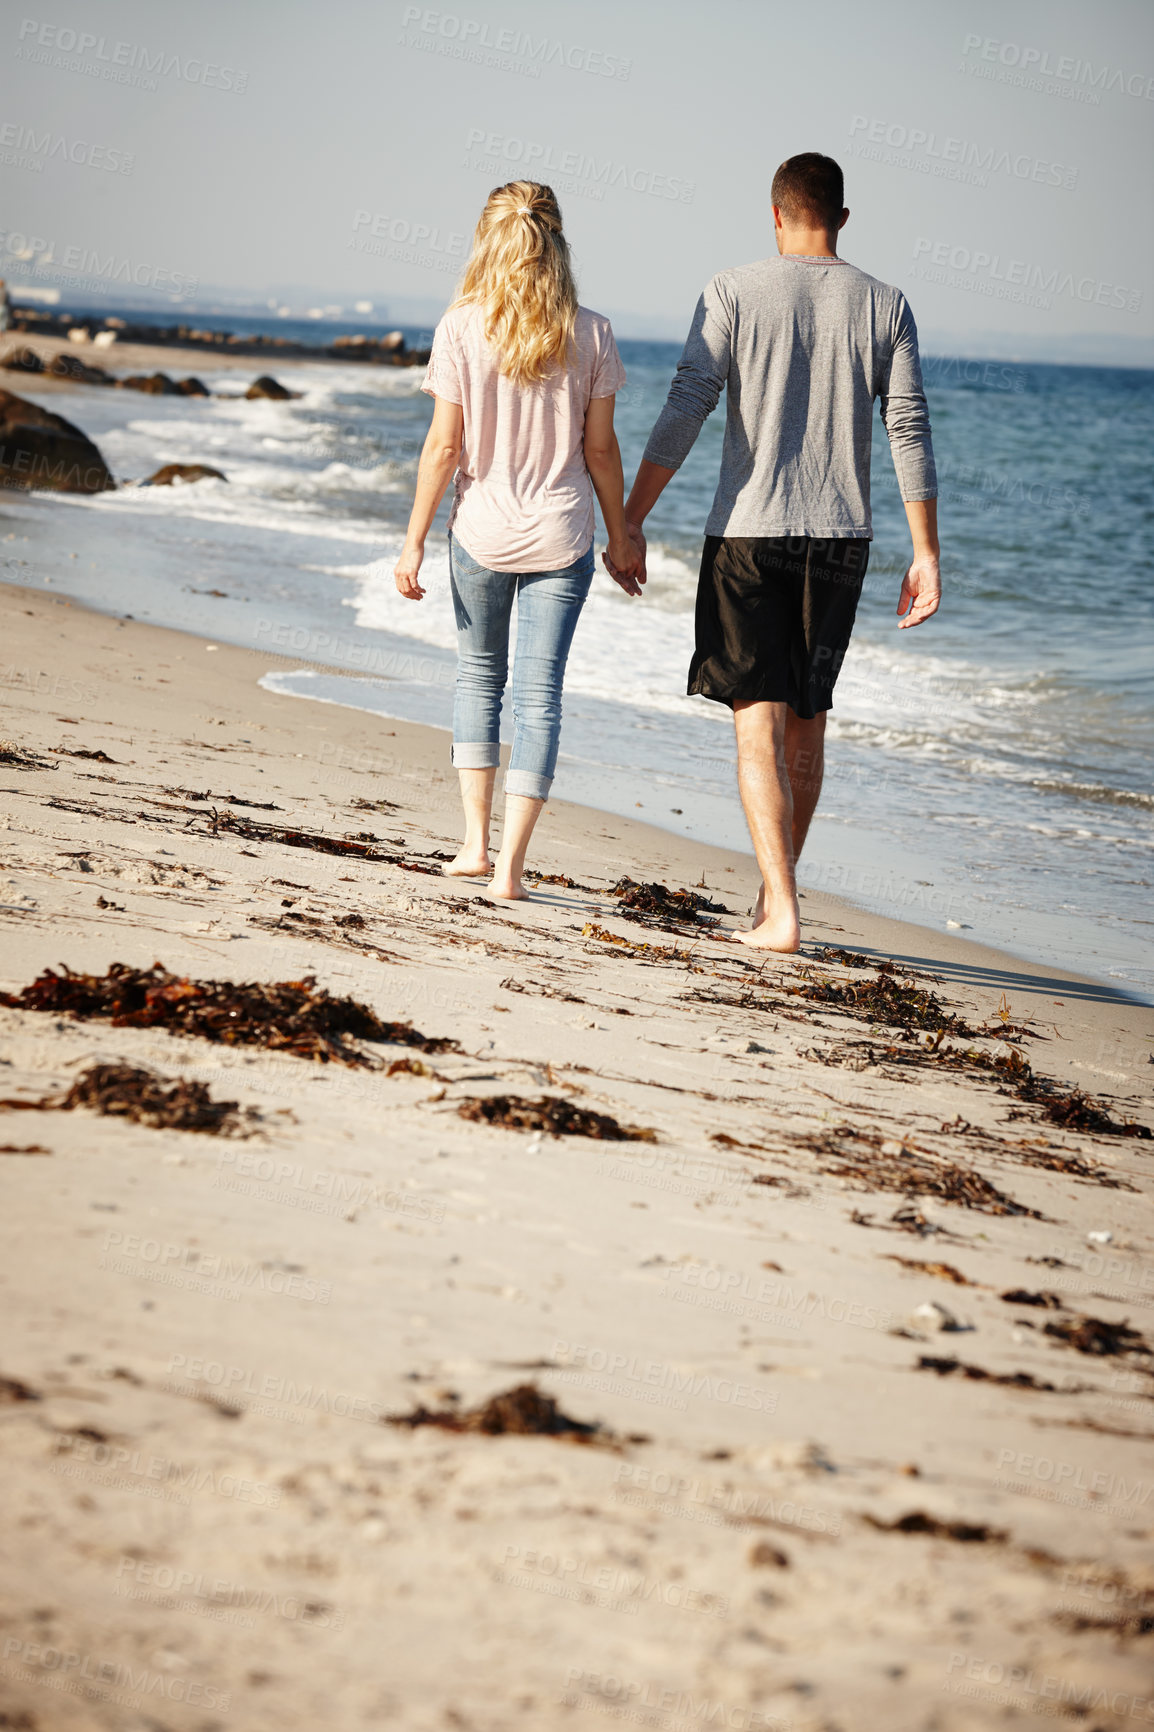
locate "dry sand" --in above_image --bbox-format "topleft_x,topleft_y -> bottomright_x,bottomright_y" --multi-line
1,581 -> 1152,1732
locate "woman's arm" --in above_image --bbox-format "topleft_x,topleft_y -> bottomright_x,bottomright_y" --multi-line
394,395 -> 465,600
584,395 -> 644,595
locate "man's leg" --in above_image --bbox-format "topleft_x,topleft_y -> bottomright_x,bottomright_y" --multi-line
731,698 -> 801,952
784,708 -> 827,863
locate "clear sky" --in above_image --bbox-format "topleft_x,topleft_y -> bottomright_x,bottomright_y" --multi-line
3,0 -> 1152,357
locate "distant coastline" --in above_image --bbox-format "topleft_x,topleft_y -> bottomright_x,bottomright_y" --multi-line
6,304 -> 432,367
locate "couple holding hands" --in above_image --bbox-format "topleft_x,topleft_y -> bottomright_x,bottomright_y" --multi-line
393,152 -> 940,951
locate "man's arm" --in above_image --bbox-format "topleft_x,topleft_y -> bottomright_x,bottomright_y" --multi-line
609,283 -> 732,587
897,498 -> 940,629
880,296 -> 941,629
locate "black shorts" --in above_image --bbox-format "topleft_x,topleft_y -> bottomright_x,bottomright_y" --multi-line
687,534 -> 869,719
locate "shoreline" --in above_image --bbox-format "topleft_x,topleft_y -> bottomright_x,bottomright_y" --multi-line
4,563 -> 1151,1012
3,578 -> 1150,1036
2,579 -> 1152,1730
4,313 -> 430,367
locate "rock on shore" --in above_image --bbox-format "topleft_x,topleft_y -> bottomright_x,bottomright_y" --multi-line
245,374 -> 301,400
0,387 -> 114,493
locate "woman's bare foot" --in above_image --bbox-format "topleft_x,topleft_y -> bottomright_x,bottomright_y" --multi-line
442,849 -> 492,878
489,876 -> 531,901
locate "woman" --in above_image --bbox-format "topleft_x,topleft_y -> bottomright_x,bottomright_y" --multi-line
393,179 -> 642,900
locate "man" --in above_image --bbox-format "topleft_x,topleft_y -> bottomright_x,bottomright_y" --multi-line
609,153 -> 940,951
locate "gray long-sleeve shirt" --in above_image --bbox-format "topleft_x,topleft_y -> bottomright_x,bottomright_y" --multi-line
643,254 -> 937,539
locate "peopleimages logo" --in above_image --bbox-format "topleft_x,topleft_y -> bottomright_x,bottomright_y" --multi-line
911,238 -> 1141,313
15,18 -> 248,92
849,116 -> 1077,189
400,7 -> 632,79
0,229 -> 197,296
0,121 -> 134,173
961,33 -> 1154,100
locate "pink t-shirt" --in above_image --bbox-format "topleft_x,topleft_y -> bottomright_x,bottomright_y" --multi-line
421,301 -> 626,573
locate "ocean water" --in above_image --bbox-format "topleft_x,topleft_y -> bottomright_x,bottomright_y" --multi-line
4,318 -> 1152,998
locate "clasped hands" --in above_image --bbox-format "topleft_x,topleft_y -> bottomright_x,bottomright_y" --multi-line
603,523 -> 647,598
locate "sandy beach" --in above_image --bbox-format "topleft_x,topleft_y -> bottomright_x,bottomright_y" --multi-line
0,578 -> 1152,1731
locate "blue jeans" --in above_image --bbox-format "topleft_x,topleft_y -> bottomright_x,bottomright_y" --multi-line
448,532 -> 593,800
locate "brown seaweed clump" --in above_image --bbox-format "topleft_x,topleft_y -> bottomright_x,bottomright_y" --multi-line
0,964 -> 459,1068
800,1125 -> 1036,1216
1042,1314 -> 1151,1359
790,970 -> 974,1037
46,1062 -> 253,1135
1001,1053 -> 1152,1139
387,1382 -> 602,1440
916,1356 -> 1061,1392
816,946 -> 905,974
0,741 -> 57,771
612,876 -> 725,928
864,1510 -> 1007,1544
456,1094 -> 656,1142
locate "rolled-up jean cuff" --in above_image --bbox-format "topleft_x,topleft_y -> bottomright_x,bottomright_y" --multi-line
451,743 -> 500,770
504,769 -> 552,801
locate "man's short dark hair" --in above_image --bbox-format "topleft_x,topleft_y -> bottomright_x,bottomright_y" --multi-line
771,154 -> 844,229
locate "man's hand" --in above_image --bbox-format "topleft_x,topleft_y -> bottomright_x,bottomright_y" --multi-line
896,554 -> 941,629
603,522 -> 647,598
394,543 -> 425,601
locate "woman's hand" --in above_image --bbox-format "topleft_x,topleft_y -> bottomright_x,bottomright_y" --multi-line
604,528 -> 645,597
394,543 -> 425,600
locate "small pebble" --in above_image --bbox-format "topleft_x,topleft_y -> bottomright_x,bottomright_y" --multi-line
910,1301 -> 960,1333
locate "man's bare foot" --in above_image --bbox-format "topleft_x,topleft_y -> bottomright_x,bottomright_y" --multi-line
442,849 -> 492,878
489,878 -> 530,901
732,913 -> 801,952
731,883 -> 800,951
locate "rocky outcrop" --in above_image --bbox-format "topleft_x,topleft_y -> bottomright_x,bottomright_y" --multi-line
142,463 -> 227,486
245,375 -> 300,400
47,354 -> 114,385
0,388 -> 115,493
1,347 -> 45,373
116,372 -> 183,395
176,377 -> 209,397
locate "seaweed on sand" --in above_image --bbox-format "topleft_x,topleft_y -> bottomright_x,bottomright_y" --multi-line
789,970 -> 976,1037
387,1382 -> 604,1441
805,1031 -> 1149,1145
800,1125 -> 1038,1216
524,869 -> 595,891
1041,1314 -> 1151,1359
50,746 -> 118,763
199,807 -> 404,862
582,923 -> 696,964
916,1356 -> 1063,1392
500,976 -> 587,1005
884,1257 -> 974,1285
815,947 -> 908,974
456,1094 -> 656,1141
1,1062 -> 254,1135
612,876 -> 726,929
998,1050 -> 1152,1138
164,786 -> 278,810
863,1510 -> 1007,1543
0,742 -> 57,771
0,964 -> 459,1067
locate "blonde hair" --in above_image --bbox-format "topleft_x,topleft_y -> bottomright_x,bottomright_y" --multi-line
452,181 -> 578,387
